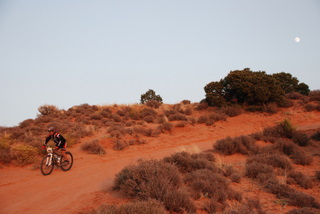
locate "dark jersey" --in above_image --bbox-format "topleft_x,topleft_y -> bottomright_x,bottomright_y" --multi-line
44,132 -> 67,148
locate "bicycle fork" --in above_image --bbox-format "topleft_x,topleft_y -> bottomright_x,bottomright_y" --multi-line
46,154 -> 53,166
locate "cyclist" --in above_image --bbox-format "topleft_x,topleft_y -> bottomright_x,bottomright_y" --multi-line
43,127 -> 69,163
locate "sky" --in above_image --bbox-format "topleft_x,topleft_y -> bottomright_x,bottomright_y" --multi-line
0,0 -> 319,127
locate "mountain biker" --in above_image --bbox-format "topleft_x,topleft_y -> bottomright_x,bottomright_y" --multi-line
42,127 -> 69,163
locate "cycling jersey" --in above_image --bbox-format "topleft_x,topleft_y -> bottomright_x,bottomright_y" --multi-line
44,132 -> 67,150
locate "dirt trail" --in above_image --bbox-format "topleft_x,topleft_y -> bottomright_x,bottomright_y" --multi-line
1,110 -> 320,214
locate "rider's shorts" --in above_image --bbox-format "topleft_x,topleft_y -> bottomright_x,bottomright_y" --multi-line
56,141 -> 67,151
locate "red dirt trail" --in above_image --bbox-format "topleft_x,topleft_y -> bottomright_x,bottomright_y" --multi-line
1,108 -> 320,214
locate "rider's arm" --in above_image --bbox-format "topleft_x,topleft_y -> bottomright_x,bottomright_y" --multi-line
43,135 -> 51,146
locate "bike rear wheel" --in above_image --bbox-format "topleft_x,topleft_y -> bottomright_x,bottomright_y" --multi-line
60,152 -> 73,171
40,155 -> 54,175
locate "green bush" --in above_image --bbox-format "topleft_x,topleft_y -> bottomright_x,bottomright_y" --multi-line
140,89 -> 163,104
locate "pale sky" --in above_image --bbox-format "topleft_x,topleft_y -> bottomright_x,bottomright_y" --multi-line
1,0 -> 319,127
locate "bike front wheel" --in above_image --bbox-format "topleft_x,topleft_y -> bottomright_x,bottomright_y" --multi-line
40,155 -> 54,176
60,152 -> 73,171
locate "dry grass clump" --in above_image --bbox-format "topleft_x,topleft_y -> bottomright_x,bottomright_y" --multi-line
221,105 -> 243,117
245,159 -> 320,209
263,119 -> 295,139
86,199 -> 167,214
292,131 -> 310,146
113,139 -> 128,151
157,122 -> 173,133
112,159 -> 196,213
246,154 -> 293,171
163,151 -> 217,173
10,144 -> 38,166
0,141 -> 11,164
263,103 -> 279,114
184,169 -> 242,203
223,198 -> 265,214
214,135 -> 258,155
309,90 -> 320,101
271,140 -> 312,165
145,100 -> 162,108
81,140 -> 106,155
287,171 -> 313,189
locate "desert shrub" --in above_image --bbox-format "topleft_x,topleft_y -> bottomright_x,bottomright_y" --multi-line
288,191 -> 320,208
210,112 -> 228,122
160,189 -> 196,213
203,199 -> 224,213
245,162 -> 275,182
287,207 -> 320,214
287,171 -> 313,189
168,113 -> 188,121
90,199 -> 167,214
157,122 -> 173,133
304,103 -> 317,112
223,165 -> 242,183
309,90 -> 320,101
112,159 -> 193,212
38,104 -> 59,116
266,180 -> 320,208
113,139 -> 128,151
278,98 -> 294,107
245,105 -> 264,112
184,169 -> 235,202
0,142 -> 11,164
9,130 -> 26,141
163,151 -> 216,173
263,119 -> 295,139
311,131 -> 320,141
10,144 -> 38,166
272,140 -> 312,165
140,107 -> 157,119
221,105 -> 243,117
175,121 -> 187,127
112,115 -> 122,123
292,131 -> 310,146
286,91 -> 304,100
145,100 -> 162,108
143,116 -> 154,123
214,135 -> 257,155
196,101 -> 209,110
246,154 -> 292,170
197,115 -> 209,124
224,198 -> 265,214
263,103 -> 279,114
81,140 -> 106,155
19,119 -> 35,128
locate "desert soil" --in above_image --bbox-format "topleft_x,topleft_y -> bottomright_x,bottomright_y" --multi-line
1,107 -> 320,214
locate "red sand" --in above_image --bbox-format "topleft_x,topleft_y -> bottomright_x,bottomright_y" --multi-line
1,107 -> 319,214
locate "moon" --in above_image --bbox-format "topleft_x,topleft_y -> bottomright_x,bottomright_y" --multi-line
294,37 -> 300,43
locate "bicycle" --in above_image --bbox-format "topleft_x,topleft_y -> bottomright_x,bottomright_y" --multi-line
40,146 -> 73,176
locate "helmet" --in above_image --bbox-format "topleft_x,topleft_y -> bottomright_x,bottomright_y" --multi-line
48,127 -> 55,132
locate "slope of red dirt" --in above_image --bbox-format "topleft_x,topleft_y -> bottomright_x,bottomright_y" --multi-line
0,107 -> 320,214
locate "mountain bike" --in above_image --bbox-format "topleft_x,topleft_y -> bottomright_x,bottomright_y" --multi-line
40,146 -> 73,176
